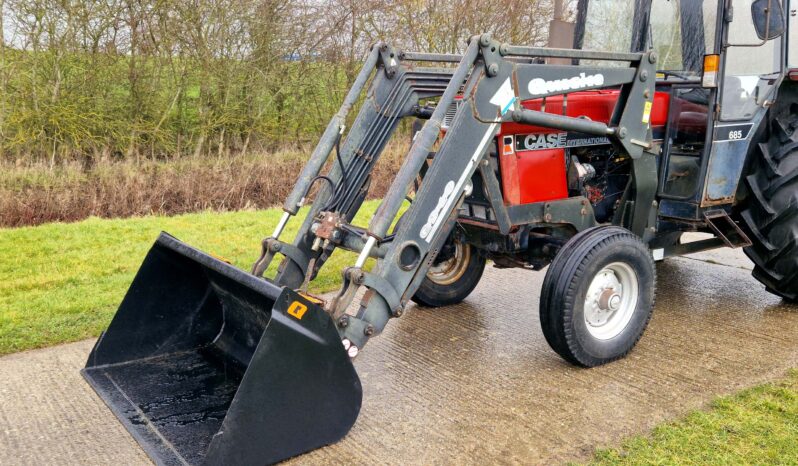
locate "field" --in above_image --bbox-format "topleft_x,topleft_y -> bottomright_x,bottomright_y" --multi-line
0,202 -> 382,355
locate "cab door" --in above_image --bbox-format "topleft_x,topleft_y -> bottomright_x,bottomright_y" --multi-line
702,0 -> 786,206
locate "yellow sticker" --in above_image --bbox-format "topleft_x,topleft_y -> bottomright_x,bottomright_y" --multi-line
210,253 -> 232,264
298,292 -> 324,305
287,301 -> 308,320
642,101 -> 653,125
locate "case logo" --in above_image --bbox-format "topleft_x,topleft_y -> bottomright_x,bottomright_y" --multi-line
516,132 -> 611,151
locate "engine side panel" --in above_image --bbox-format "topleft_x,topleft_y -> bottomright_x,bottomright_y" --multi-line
516,148 -> 569,203
497,90 -> 670,206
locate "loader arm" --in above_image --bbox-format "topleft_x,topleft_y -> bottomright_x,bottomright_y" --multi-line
260,35 -> 659,353
252,44 -> 461,289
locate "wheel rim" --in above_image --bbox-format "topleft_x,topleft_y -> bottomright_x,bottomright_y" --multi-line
583,262 -> 639,340
426,242 -> 470,286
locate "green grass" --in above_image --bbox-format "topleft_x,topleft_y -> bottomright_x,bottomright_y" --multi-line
591,370 -> 798,465
0,201 -> 383,355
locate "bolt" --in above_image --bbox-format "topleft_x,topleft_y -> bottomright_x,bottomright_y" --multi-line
644,90 -> 651,98
364,325 -> 375,336
270,242 -> 282,252
347,345 -> 359,358
353,272 -> 365,285
640,70 -> 648,82
618,127 -> 628,139
393,307 -> 404,318
479,34 -> 491,47
488,63 -> 499,76
338,316 -> 349,328
464,181 -> 474,197
544,213 -> 552,222
499,44 -> 509,55
649,52 -> 658,64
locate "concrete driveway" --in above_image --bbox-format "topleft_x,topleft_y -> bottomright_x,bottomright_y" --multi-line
2,239 -> 797,465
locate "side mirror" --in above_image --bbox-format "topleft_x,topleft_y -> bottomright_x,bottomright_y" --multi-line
752,0 -> 785,40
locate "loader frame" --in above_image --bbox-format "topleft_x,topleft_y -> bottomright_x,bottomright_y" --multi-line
254,35 -> 661,351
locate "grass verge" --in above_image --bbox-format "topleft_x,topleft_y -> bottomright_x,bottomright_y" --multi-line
0,202 -> 382,355
591,370 -> 798,465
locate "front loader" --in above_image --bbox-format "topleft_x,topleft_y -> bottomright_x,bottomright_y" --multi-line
84,0 -> 797,464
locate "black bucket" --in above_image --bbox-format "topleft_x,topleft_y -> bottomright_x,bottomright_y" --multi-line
82,233 -> 362,465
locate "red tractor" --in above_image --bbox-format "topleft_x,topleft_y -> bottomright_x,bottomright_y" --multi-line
84,1 -> 797,463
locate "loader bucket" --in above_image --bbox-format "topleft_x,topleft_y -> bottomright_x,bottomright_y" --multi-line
82,233 -> 362,465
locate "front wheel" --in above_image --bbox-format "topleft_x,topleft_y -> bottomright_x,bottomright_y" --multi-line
412,240 -> 486,307
539,226 -> 656,367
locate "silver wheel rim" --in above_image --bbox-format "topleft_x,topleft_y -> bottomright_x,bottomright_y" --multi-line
583,262 -> 639,340
426,242 -> 469,286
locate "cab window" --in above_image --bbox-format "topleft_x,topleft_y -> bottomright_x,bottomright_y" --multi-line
721,0 -> 783,120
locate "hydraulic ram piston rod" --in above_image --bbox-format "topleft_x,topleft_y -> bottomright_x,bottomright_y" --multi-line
509,107 -> 615,137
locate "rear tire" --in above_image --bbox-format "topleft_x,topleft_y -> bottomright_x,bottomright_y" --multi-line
539,226 -> 656,367
412,240 -> 486,307
736,100 -> 798,302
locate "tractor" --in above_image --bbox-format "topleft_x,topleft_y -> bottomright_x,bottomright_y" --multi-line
83,0 -> 797,464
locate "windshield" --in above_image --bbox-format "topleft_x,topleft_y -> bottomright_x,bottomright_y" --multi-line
580,0 -> 636,56
721,0 -> 783,120
579,0 -> 718,76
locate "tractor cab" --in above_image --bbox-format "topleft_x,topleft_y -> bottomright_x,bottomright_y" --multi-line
575,0 -> 788,214
481,0 -> 789,235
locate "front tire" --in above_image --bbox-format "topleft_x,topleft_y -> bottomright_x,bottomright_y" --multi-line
540,226 -> 656,367
412,240 -> 486,307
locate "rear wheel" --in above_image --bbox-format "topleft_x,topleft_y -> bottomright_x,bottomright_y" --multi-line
539,226 -> 656,367
412,239 -> 486,307
736,100 -> 798,302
